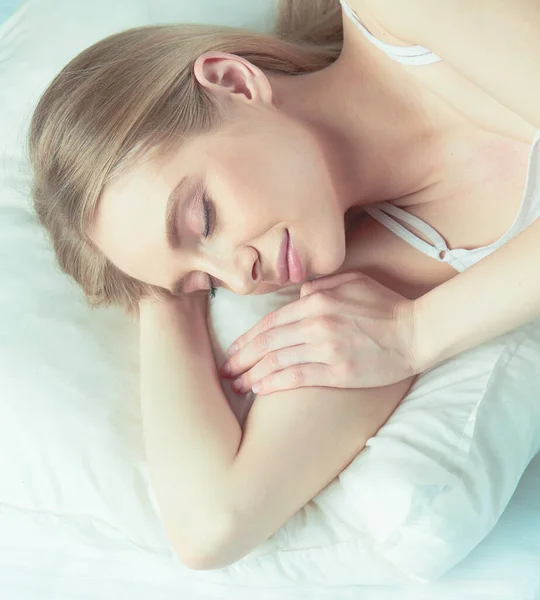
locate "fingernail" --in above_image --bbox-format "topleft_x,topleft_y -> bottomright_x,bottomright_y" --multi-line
227,344 -> 239,357
252,383 -> 261,394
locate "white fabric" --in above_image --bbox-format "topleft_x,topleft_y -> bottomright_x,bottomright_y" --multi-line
363,203 -> 462,266
365,130 -> 540,273
0,0 -> 539,598
339,0 -> 442,66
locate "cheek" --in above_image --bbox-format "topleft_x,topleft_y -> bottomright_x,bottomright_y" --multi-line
214,161 -> 281,231
214,129 -> 342,250
220,132 -> 318,206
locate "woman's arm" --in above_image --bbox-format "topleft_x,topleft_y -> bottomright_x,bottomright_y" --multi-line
355,0 -> 540,371
139,294 -> 411,570
412,218 -> 540,372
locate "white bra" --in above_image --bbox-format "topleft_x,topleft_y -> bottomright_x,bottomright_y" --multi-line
340,0 -> 540,272
364,131 -> 540,273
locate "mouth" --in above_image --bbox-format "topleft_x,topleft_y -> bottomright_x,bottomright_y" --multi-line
277,229 -> 289,284
276,229 -> 305,285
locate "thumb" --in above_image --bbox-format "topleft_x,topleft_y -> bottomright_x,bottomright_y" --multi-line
300,271 -> 364,298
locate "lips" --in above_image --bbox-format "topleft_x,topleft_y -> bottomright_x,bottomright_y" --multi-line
276,229 -> 305,285
286,232 -> 305,283
277,229 -> 289,284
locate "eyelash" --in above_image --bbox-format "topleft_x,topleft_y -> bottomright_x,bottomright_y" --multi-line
203,192 -> 218,300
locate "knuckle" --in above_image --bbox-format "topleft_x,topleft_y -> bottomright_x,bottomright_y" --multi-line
324,340 -> 343,360
256,331 -> 272,352
338,359 -> 356,377
309,290 -> 333,311
263,352 -> 281,371
289,368 -> 305,387
261,311 -> 277,331
314,314 -> 337,335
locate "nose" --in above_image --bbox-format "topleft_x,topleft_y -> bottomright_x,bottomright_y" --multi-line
214,245 -> 261,295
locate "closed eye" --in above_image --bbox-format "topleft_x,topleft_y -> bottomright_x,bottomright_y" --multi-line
203,192 -> 215,238
202,190 -> 218,299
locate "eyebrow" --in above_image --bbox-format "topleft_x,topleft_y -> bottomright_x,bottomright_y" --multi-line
165,176 -> 190,250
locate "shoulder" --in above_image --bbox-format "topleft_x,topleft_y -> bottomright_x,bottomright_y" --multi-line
347,0 -> 489,46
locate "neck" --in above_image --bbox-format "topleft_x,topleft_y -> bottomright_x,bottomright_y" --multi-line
270,38 -> 467,216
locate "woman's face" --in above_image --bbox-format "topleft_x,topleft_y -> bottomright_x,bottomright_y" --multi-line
92,108 -> 347,298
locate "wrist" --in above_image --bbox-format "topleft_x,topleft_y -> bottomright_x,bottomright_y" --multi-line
409,294 -> 446,374
394,297 -> 422,377
395,296 -> 434,376
408,298 -> 427,375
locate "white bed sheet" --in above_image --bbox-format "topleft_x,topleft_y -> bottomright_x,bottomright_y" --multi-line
1,453 -> 539,600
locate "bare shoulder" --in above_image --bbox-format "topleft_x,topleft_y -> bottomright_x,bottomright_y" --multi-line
346,0 -> 422,38
343,0 -> 417,46
347,0 -> 475,44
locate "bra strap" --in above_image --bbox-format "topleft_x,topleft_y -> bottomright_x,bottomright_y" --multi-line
364,202 -> 450,260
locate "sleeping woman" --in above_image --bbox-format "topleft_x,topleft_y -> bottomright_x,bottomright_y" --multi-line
27,0 -> 540,569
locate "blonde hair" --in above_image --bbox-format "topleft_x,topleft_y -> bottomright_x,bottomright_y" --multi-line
27,0 -> 343,314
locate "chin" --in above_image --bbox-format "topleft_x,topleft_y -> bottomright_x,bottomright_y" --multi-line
315,240 -> 347,278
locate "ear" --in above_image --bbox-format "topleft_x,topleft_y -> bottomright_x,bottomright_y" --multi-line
193,51 -> 273,106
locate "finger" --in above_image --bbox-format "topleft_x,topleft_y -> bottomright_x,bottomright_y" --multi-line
222,319 -> 313,378
231,344 -> 327,393
300,271 -> 364,298
250,363 -> 337,396
225,292 -> 325,357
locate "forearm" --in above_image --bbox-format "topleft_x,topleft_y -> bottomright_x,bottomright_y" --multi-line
138,296 -> 241,559
413,219 -> 540,371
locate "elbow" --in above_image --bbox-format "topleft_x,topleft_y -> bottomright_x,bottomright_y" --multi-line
170,512 -> 245,571
177,542 -> 234,572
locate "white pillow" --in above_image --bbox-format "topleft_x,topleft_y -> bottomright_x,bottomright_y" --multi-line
209,291 -> 540,585
1,0 -> 539,588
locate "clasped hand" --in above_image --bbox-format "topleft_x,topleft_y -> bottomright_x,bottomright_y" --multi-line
219,271 -> 418,395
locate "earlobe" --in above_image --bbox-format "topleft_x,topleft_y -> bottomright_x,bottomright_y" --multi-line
193,51 -> 272,105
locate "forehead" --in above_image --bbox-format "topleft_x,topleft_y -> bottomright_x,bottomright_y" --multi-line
90,147 -> 187,286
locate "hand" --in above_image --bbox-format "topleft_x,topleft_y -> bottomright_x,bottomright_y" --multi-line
219,271 -> 418,394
